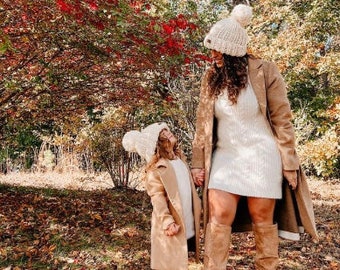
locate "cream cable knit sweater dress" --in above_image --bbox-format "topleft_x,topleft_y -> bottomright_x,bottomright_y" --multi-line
209,81 -> 283,199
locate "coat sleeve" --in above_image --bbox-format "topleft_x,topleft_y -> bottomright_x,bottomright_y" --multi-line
264,62 -> 300,170
145,170 -> 175,230
191,70 -> 210,168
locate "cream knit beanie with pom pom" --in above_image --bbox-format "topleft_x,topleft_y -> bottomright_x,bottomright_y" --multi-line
122,122 -> 169,163
204,4 -> 252,57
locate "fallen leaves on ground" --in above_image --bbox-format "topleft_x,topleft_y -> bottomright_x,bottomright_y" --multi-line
0,178 -> 339,269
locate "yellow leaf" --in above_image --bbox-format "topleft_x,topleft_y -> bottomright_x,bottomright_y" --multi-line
93,213 -> 102,221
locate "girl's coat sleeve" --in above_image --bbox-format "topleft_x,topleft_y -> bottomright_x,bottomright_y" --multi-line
145,170 -> 174,230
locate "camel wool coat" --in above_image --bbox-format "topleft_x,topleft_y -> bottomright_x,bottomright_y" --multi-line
145,158 -> 202,270
191,55 -> 318,241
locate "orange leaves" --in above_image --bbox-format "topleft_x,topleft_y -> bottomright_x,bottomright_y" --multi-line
122,227 -> 139,238
91,212 -> 103,221
329,261 -> 339,270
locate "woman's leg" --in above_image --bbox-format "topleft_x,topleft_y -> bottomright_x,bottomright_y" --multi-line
204,189 -> 240,270
248,197 -> 279,270
247,197 -> 275,224
209,189 -> 240,225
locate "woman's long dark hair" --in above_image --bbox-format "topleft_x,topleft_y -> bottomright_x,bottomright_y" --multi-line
207,54 -> 249,104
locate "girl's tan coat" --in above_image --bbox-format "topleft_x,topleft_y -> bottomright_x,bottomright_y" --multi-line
145,158 -> 202,270
191,56 -> 318,241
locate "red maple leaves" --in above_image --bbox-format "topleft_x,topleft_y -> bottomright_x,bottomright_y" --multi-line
54,1 -> 203,66
55,0 -> 104,29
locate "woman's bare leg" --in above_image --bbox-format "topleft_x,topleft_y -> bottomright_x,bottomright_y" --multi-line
247,197 -> 275,224
208,189 -> 240,225
248,197 -> 279,270
204,189 -> 240,269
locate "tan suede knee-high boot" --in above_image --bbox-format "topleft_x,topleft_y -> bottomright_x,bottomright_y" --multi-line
204,223 -> 231,270
253,223 -> 279,270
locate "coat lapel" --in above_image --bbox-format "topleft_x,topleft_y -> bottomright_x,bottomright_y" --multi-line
248,58 -> 267,118
156,159 -> 183,216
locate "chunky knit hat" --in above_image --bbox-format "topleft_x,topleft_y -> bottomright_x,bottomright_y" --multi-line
204,4 -> 253,57
122,122 -> 169,162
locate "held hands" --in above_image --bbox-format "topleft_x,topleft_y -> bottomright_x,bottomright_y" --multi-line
165,222 -> 180,236
283,170 -> 298,190
191,168 -> 205,186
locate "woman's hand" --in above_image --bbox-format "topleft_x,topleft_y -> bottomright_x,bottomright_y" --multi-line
191,168 -> 205,186
165,222 -> 180,236
283,170 -> 298,190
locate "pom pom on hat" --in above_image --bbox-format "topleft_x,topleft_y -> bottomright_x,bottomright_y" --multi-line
122,122 -> 169,162
230,4 -> 253,27
204,4 -> 253,57
122,130 -> 140,152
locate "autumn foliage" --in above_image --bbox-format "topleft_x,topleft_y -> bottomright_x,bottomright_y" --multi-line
0,0 -> 205,130
0,180 -> 339,269
0,0 -> 339,178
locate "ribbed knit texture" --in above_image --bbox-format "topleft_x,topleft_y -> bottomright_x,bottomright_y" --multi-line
203,4 -> 252,56
122,122 -> 169,162
209,82 -> 282,199
170,159 -> 195,239
204,18 -> 248,57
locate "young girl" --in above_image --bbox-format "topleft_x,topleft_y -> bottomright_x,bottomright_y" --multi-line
122,122 -> 201,270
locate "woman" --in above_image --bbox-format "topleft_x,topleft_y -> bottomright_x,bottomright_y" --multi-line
122,122 -> 201,270
191,4 -> 318,270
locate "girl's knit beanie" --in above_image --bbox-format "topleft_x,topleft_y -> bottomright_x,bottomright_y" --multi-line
122,122 -> 169,163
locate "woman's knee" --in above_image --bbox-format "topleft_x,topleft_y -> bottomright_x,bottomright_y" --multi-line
208,189 -> 239,225
247,197 -> 275,224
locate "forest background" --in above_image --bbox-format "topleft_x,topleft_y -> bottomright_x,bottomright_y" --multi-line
0,0 -> 339,269
0,0 -> 339,182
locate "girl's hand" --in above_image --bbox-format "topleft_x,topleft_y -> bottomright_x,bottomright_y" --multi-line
191,168 -> 205,186
283,170 -> 298,190
165,223 -> 180,236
